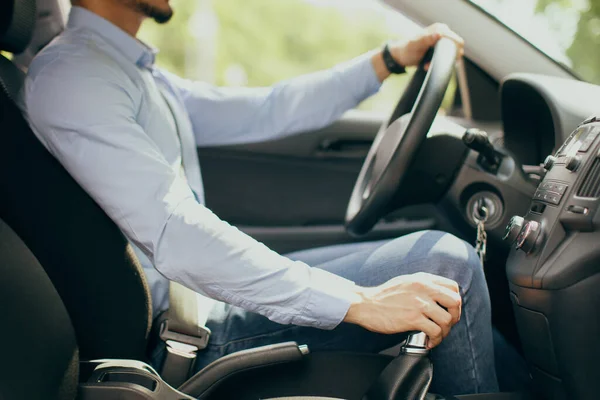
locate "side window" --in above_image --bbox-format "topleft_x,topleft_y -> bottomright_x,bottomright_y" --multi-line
139,0 -> 456,115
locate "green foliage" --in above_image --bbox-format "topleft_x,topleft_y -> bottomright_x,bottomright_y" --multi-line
563,0 -> 600,84
534,0 -> 573,12
533,0 -> 600,84
212,0 -> 391,86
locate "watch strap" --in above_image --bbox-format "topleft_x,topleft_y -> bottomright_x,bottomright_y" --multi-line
382,43 -> 406,74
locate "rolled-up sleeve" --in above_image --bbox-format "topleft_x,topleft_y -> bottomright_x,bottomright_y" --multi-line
24,68 -> 358,329
164,52 -> 381,147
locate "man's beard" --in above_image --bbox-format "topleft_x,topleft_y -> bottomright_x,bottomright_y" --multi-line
131,0 -> 174,24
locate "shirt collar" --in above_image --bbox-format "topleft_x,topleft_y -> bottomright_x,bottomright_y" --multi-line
67,6 -> 158,69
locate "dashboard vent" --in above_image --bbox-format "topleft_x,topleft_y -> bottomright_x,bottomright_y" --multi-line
577,158 -> 600,198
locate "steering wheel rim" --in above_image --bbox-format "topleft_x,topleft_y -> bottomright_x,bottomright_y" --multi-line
345,38 -> 458,236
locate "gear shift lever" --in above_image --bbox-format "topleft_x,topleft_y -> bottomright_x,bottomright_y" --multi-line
363,332 -> 433,400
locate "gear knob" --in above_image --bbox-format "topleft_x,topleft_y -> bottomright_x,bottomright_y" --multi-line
401,332 -> 429,355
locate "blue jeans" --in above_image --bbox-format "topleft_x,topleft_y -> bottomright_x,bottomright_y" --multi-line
155,230 -> 498,395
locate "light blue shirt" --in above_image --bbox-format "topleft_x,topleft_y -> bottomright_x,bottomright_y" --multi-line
22,6 -> 381,329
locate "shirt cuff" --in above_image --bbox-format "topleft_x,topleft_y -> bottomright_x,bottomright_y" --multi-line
334,51 -> 382,104
292,266 -> 359,330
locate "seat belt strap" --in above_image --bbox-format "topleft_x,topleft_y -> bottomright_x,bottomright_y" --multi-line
156,86 -> 215,386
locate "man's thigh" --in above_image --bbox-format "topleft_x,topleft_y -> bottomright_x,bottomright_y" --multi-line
285,239 -> 389,266
195,230 -> 467,371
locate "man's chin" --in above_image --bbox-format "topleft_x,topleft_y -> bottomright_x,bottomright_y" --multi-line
136,2 -> 174,24
152,8 -> 173,24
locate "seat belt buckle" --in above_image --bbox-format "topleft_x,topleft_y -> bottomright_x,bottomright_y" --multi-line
159,320 -> 211,387
159,319 -> 211,350
161,340 -> 198,388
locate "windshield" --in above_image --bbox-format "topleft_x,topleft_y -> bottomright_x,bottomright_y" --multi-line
469,0 -> 600,85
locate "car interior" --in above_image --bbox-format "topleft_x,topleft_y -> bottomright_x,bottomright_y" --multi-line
0,0 -> 598,399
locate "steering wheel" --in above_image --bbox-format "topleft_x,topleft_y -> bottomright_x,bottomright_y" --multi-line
345,38 -> 458,236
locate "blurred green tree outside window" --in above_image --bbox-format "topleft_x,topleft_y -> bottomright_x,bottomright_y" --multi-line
471,0 -> 600,85
138,0 -> 457,116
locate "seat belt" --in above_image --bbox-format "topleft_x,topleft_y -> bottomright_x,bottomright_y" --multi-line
157,86 -> 215,387
159,282 -> 214,387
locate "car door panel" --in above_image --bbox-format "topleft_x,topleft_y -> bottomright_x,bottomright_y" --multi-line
209,110 -> 382,159
199,111 -> 440,252
200,147 -> 362,227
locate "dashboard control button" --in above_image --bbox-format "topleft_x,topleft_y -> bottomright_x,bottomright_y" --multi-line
579,130 -> 598,152
533,188 -> 564,205
553,183 -> 568,194
503,216 -> 524,243
543,155 -> 556,170
534,190 -> 545,201
540,182 -> 567,193
580,140 -> 593,152
515,220 -> 541,254
568,205 -> 589,215
565,155 -> 582,171
544,192 -> 561,205
539,182 -> 567,193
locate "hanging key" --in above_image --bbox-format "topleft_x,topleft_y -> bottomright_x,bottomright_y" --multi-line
474,200 -> 489,267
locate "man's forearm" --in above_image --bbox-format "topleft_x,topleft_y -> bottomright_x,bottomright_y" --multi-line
173,53 -> 382,147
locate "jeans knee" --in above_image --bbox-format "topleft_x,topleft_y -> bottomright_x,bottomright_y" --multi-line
425,231 -> 484,295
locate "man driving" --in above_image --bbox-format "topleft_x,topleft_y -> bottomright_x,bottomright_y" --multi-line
22,0 -> 497,394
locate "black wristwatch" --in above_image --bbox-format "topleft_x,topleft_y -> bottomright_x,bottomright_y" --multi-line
382,43 -> 406,75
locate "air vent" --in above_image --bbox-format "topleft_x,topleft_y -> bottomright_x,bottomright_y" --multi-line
577,158 -> 600,198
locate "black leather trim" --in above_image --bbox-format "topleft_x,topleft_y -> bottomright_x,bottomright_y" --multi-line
0,218 -> 79,400
0,54 -> 24,101
266,398 -> 343,399
0,0 -> 36,54
455,394 -> 531,400
363,354 -> 433,400
178,342 -> 305,399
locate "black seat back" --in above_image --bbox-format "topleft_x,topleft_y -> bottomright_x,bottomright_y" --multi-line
0,217 -> 79,400
0,0 -> 152,361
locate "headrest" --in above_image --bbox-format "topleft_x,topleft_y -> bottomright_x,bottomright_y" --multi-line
0,0 -> 36,54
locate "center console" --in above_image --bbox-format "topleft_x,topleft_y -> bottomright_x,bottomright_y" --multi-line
503,117 -> 600,400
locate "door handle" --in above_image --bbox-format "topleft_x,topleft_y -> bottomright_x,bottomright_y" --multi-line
317,138 -> 372,158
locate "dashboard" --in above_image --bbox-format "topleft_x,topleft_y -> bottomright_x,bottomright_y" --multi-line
494,74 -> 600,399
502,116 -> 600,399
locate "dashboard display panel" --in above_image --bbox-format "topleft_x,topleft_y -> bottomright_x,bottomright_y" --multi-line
557,126 -> 589,157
